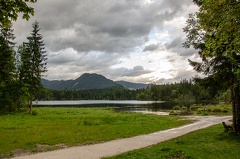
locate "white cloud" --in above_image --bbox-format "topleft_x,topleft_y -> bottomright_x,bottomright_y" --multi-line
13,0 -> 200,84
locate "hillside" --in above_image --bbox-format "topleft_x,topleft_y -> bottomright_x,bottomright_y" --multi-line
42,73 -> 149,90
115,81 -> 149,89
42,73 -> 119,90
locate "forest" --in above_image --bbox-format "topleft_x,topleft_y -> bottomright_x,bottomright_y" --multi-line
0,20 -> 47,114
36,78 -> 230,105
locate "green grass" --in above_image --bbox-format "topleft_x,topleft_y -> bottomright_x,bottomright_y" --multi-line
0,107 -> 190,158
106,124 -> 240,159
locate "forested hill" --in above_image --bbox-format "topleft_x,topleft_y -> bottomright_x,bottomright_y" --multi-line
41,73 -> 149,90
115,81 -> 149,89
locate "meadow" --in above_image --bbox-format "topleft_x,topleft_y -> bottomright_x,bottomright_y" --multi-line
0,107 -> 190,158
106,124 -> 240,159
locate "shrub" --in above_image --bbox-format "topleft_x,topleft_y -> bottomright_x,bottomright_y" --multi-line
205,107 -> 212,112
196,108 -> 204,114
173,106 -> 181,110
169,110 -> 178,115
212,108 -> 222,112
222,108 -> 229,113
190,105 -> 201,111
181,106 -> 188,111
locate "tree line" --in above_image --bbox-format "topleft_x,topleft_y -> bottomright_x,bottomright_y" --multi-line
0,0 -> 47,114
36,79 -> 230,105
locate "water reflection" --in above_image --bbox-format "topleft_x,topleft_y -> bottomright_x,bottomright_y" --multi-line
34,100 -> 177,113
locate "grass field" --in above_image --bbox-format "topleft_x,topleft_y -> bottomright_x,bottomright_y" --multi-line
106,124 -> 240,159
0,107 -> 190,158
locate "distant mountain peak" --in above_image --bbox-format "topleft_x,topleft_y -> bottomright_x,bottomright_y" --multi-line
42,73 -> 149,90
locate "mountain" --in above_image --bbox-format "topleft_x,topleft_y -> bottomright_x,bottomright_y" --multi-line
72,73 -> 118,90
42,73 -> 149,90
115,81 -> 149,90
42,73 -> 120,90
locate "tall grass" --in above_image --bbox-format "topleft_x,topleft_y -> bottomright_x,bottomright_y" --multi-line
0,107 -> 190,158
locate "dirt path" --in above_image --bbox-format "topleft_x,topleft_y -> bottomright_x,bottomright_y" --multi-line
12,116 -> 231,159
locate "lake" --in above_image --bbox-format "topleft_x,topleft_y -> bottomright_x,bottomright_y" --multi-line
33,100 -> 176,114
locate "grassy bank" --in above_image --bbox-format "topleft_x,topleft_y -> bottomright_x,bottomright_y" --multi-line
106,124 -> 240,159
170,103 -> 232,116
0,107 -> 190,158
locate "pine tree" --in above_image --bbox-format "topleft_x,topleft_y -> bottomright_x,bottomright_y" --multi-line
16,44 -> 30,109
20,21 -> 47,114
0,24 -> 17,112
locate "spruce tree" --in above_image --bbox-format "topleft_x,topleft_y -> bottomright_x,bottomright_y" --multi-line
16,44 -> 30,109
20,21 -> 47,114
0,25 -> 17,113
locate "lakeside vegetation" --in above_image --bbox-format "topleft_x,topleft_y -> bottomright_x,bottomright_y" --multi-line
36,79 -> 229,103
169,103 -> 232,116
0,107 -> 190,158
106,124 -> 240,159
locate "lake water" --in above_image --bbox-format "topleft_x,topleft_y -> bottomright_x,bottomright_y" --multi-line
33,100 -> 175,114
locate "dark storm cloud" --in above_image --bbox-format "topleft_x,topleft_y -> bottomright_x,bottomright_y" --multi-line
166,36 -> 196,56
13,0 -> 199,82
14,0 -> 194,53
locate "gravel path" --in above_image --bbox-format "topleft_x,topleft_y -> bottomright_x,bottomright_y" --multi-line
12,116 -> 231,159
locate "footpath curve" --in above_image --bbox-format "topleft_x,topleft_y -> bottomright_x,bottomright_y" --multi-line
12,116 -> 231,159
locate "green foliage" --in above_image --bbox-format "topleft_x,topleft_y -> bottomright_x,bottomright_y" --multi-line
189,104 -> 232,116
212,108 -> 222,113
190,105 -> 201,111
182,106 -> 188,111
0,0 -> 37,28
106,125 -> 240,159
0,1 -> 45,114
39,78 -> 221,102
183,0 -> 240,133
20,21 -> 47,113
0,107 -> 190,157
217,89 -> 231,103
0,25 -> 18,113
173,106 -> 181,110
169,110 -> 178,115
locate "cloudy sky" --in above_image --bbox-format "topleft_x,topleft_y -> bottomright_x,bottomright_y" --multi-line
13,0 -> 200,84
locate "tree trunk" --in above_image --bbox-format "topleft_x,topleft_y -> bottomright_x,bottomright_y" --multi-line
231,76 -> 240,135
231,84 -> 236,131
230,77 -> 236,132
234,85 -> 240,134
29,95 -> 33,114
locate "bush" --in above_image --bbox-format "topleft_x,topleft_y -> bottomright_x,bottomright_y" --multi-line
181,106 -> 188,111
196,108 -> 204,114
222,108 -> 229,113
205,107 -> 212,112
173,106 -> 181,110
212,108 -> 222,112
169,110 -> 178,115
190,105 -> 202,111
